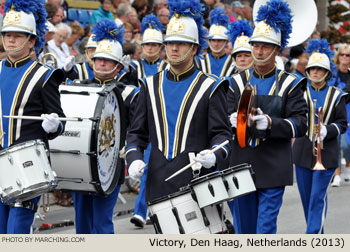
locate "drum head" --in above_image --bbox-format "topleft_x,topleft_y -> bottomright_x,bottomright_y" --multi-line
92,84 -> 126,195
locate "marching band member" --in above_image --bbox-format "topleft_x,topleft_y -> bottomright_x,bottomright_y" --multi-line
129,14 -> 166,228
0,0 -> 65,234
199,8 -> 234,77
227,19 -> 253,75
126,0 -> 232,207
293,39 -> 347,234
227,0 -> 308,234
71,19 -> 139,234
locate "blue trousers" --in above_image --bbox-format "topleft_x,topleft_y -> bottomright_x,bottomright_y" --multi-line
228,187 -> 285,234
133,144 -> 151,220
0,196 -> 40,234
72,184 -> 121,234
295,165 -> 335,234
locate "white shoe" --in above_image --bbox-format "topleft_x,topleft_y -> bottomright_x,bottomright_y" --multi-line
331,175 -> 341,187
343,167 -> 350,182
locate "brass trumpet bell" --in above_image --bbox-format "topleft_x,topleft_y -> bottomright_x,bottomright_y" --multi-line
312,101 -> 326,171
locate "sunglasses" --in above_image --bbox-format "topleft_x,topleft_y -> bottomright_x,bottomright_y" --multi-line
339,53 -> 350,57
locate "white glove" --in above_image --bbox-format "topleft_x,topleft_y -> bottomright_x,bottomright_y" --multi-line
64,56 -> 75,71
229,112 -> 237,128
252,108 -> 271,130
41,113 -> 60,133
193,150 -> 216,169
320,124 -> 327,141
128,160 -> 146,180
121,55 -> 131,70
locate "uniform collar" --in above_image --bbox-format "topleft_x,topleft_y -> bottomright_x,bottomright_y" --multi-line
210,52 -> 226,59
5,56 -> 32,68
310,81 -> 327,91
144,57 -> 160,65
167,64 -> 196,82
252,66 -> 276,79
93,77 -> 115,85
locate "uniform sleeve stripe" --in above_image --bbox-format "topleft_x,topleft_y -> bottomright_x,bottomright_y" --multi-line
331,123 -> 341,136
284,118 -> 296,138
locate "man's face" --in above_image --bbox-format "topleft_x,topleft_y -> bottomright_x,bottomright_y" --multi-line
3,32 -> 35,61
252,42 -> 278,68
235,51 -> 253,69
209,39 -> 227,53
165,41 -> 196,66
52,8 -> 64,25
157,9 -> 169,25
94,58 -> 120,79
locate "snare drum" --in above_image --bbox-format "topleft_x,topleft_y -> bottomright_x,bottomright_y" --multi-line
189,171 -> 229,208
148,187 -> 228,234
0,140 -> 57,204
49,84 -> 126,196
221,163 -> 256,200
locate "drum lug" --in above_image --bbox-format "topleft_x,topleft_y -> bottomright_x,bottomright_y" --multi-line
16,179 -> 22,187
97,91 -> 107,96
223,178 -> 229,191
208,182 -> 215,197
232,176 -> 239,189
36,147 -> 41,156
89,117 -> 100,122
86,152 -> 97,157
44,170 -> 49,178
191,190 -> 198,202
8,155 -> 13,165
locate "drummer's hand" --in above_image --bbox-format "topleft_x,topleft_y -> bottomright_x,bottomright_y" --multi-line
41,113 -> 60,133
251,108 -> 271,130
194,150 -> 216,169
229,112 -> 237,128
128,160 -> 146,180
64,56 -> 75,72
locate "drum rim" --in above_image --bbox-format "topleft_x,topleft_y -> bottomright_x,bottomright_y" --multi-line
89,83 -> 127,196
147,186 -> 191,206
0,139 -> 46,155
221,163 -> 252,175
189,170 -> 224,185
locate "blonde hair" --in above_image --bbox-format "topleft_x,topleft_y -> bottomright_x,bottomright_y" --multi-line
334,43 -> 350,66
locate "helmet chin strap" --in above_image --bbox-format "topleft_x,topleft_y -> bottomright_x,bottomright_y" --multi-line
251,47 -> 276,64
85,51 -> 94,68
166,44 -> 194,64
237,60 -> 254,72
2,34 -> 32,53
209,43 -> 227,54
93,62 -> 120,75
306,71 -> 329,84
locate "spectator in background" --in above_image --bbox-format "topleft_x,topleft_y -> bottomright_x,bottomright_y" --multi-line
90,0 -> 114,25
67,23 -> 85,63
50,7 -> 64,25
45,3 -> 58,23
129,7 -> 140,32
132,0 -> 148,21
47,0 -> 68,20
124,22 -> 134,43
115,3 -> 132,26
78,24 -> 93,58
231,1 -> 245,22
0,0 -> 4,16
157,7 -> 169,27
123,42 -> 137,59
47,23 -> 75,70
153,0 -> 168,15
133,42 -> 142,60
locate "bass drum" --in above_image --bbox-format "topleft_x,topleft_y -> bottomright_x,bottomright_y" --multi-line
49,83 -> 126,196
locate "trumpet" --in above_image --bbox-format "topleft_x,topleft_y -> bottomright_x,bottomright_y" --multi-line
312,99 -> 326,170
41,53 -> 57,68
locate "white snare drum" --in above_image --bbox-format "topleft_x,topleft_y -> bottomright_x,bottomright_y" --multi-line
221,163 -> 256,200
189,171 -> 229,208
49,84 -> 126,196
148,187 -> 229,234
0,140 -> 57,204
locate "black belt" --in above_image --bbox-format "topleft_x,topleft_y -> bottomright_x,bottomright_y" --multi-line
9,201 -> 38,212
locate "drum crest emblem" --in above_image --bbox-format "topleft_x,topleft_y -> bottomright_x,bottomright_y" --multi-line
98,114 -> 116,157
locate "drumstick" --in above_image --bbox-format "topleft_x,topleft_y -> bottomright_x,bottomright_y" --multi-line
164,140 -> 229,182
3,115 -> 88,122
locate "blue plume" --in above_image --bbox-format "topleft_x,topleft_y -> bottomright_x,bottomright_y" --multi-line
91,19 -> 125,45
227,20 -> 253,45
141,14 -> 164,34
167,0 -> 208,55
255,0 -> 293,49
209,8 -> 229,27
5,0 -> 48,55
305,39 -> 336,73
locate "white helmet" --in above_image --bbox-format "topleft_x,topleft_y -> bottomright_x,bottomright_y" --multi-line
228,19 -> 253,56
306,52 -> 330,72
250,21 -> 281,47
233,35 -> 251,55
164,15 -> 199,45
142,28 -> 163,45
2,9 -> 37,36
85,35 -> 98,49
208,8 -> 229,41
92,39 -> 123,65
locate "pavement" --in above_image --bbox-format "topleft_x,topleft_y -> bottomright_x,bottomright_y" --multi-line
32,172 -> 350,234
